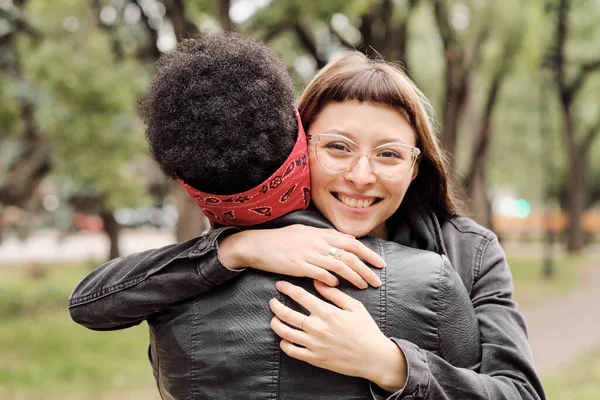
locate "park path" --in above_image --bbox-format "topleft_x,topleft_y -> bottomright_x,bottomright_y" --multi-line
519,251 -> 600,374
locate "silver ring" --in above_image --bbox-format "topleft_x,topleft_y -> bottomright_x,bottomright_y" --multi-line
328,246 -> 344,261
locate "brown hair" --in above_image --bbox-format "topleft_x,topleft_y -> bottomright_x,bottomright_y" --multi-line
297,51 -> 461,219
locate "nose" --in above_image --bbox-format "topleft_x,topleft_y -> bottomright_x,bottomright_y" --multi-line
344,155 -> 377,188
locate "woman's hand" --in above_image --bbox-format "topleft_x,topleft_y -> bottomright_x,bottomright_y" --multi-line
269,280 -> 407,392
218,225 -> 385,289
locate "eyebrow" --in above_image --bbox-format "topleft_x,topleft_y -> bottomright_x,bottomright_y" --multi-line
320,129 -> 412,146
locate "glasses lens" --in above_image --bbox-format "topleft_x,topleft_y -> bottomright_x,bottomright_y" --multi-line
313,135 -> 418,180
314,136 -> 357,173
371,146 -> 416,180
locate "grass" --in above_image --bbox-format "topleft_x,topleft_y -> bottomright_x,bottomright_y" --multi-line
508,255 -> 585,306
0,262 -> 159,400
542,347 -> 600,400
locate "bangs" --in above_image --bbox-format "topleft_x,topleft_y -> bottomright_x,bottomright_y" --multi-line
327,68 -> 408,108
306,63 -> 418,132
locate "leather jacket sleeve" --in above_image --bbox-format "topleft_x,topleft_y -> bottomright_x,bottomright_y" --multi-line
371,235 -> 545,400
68,226 -> 242,331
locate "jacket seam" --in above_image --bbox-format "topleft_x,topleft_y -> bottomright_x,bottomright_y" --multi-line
474,236 -> 492,282
190,297 -> 198,399
421,351 -> 432,399
447,218 -> 495,240
434,257 -> 443,360
67,274 -> 146,306
274,290 -> 285,400
379,240 -> 387,336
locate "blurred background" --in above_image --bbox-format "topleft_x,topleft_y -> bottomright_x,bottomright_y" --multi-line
1,0 -> 599,399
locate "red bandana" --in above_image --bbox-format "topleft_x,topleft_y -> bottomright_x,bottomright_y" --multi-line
179,108 -> 311,226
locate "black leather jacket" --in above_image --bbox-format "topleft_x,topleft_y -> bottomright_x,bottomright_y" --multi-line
69,207 -> 545,400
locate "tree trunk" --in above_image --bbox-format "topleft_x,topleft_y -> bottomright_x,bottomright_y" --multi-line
562,107 -> 587,252
173,183 -> 208,242
440,58 -> 467,166
219,0 -> 234,32
466,167 -> 493,229
100,209 -> 121,260
565,149 -> 587,252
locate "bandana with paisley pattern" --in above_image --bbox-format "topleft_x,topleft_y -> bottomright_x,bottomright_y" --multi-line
179,108 -> 311,226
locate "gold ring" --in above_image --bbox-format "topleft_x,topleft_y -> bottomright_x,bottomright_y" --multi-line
299,316 -> 307,331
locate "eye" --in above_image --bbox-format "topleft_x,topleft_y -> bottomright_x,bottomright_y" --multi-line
324,142 -> 351,152
378,150 -> 403,159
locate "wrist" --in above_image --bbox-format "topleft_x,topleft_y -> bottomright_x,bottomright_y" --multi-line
368,337 -> 407,393
217,231 -> 252,270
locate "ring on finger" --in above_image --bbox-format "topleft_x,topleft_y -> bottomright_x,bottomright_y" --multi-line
328,246 -> 344,261
299,316 -> 308,331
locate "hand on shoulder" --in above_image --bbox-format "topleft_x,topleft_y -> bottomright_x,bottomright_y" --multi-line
218,225 -> 385,289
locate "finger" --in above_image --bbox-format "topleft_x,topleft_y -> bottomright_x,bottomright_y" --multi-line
340,251 -> 382,288
269,298 -> 310,330
271,316 -> 311,347
276,280 -> 336,314
280,339 -> 316,363
314,255 -> 368,289
300,262 -> 340,287
330,237 -> 386,269
314,280 -> 362,311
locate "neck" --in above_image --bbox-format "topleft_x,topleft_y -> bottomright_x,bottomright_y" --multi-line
369,223 -> 388,240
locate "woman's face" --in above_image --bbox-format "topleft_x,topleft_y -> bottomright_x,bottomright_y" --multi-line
307,100 -> 418,239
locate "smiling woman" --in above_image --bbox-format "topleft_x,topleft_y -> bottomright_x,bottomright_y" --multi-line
306,101 -> 421,238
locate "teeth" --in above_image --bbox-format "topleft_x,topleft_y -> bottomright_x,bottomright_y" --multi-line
338,194 -> 376,208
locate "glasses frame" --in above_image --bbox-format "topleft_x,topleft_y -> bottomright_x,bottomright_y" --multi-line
307,133 -> 422,181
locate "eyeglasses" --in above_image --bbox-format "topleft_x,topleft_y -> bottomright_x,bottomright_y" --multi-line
307,133 -> 421,181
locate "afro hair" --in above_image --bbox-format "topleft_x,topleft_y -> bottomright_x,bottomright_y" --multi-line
140,31 -> 297,195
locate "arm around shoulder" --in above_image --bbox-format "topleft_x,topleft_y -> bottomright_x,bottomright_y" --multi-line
68,226 -> 243,330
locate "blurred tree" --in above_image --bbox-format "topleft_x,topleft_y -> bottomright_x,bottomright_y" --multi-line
0,0 -> 153,259
2,0 -> 598,255
548,0 -> 600,252
0,0 -> 50,211
416,0 -> 533,228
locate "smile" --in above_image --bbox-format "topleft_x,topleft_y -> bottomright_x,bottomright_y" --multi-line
333,193 -> 382,209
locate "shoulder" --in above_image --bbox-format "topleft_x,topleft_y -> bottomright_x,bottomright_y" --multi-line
439,215 -> 503,292
443,215 -> 496,241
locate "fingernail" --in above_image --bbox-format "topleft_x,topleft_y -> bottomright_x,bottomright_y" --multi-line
379,257 -> 386,268
374,276 -> 382,287
276,281 -> 284,290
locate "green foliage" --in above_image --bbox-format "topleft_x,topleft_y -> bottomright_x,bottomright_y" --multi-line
0,0 -> 599,226
0,72 -> 20,140
18,0 -> 152,211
